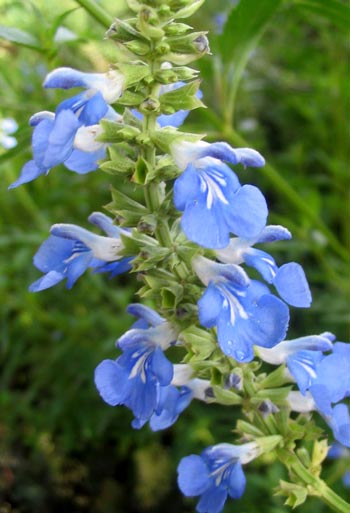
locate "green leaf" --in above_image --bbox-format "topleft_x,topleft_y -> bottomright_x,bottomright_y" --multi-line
219,0 -> 283,65
294,0 -> 350,30
217,0 -> 283,123
159,80 -> 205,112
0,25 -> 42,50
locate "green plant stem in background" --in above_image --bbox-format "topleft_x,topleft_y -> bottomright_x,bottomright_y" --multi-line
287,454 -> 350,513
74,0 -> 112,29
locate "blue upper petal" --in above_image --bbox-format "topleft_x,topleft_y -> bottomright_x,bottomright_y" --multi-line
126,304 -> 165,327
273,263 -> 312,307
196,142 -> 265,168
44,67 -> 100,90
256,225 -> 292,243
88,212 -> 121,237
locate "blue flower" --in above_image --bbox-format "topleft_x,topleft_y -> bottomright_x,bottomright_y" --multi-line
133,384 -> 193,431
94,304 -> 177,425
259,336 -> 350,447
134,368 -> 214,431
216,225 -> 312,308
177,442 -> 259,513
193,256 -> 290,362
44,67 -> 124,105
0,117 -> 18,149
29,212 -> 131,291
171,140 -> 267,248
9,67 -> 124,188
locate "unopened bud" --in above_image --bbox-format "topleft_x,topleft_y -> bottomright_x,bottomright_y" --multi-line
140,97 -> 160,113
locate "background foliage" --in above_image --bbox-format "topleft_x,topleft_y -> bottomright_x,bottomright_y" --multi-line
0,0 -> 349,511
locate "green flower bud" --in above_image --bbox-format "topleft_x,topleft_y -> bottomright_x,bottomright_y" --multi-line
152,127 -> 203,154
139,97 -> 160,114
124,39 -> 150,56
171,0 -> 206,20
105,18 -> 145,43
164,22 -> 192,36
137,6 -> 165,39
154,41 -> 171,56
167,32 -> 209,55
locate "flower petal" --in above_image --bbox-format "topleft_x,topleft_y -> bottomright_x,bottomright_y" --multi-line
29,270 -> 64,292
8,160 -> 46,189
273,263 -> 312,307
94,359 -> 130,406
177,455 -> 210,496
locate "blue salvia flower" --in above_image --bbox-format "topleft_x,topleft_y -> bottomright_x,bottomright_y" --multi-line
9,67 -> 124,188
193,256 -> 290,362
215,225 -> 312,307
29,212 -> 131,291
259,336 -> 350,447
171,140 -> 267,248
134,366 -> 213,431
94,304 -> 177,427
0,117 -> 18,149
177,442 -> 260,513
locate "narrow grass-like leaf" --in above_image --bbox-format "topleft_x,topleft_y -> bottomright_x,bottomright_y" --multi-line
0,25 -> 42,51
294,0 -> 350,30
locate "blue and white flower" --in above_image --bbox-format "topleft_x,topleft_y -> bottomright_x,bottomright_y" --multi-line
94,304 -> 177,426
177,442 -> 260,513
0,117 -> 18,149
259,335 -> 350,447
135,366 -> 214,431
193,256 -> 290,362
29,212 -> 131,291
216,225 -> 312,307
171,140 -> 267,248
9,67 -> 124,188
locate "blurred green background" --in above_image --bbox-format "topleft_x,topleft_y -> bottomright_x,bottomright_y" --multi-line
0,0 -> 349,511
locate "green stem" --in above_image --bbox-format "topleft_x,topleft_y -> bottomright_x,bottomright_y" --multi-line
74,0 -> 113,29
287,454 -> 350,513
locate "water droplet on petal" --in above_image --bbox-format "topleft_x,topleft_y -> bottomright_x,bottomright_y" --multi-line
235,350 -> 246,362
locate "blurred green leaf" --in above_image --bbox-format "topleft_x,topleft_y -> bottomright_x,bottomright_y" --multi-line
218,0 -> 283,65
294,0 -> 350,29
0,24 -> 42,50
